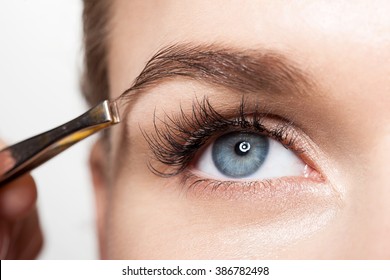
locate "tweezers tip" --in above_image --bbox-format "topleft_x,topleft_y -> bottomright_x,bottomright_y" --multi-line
108,101 -> 121,124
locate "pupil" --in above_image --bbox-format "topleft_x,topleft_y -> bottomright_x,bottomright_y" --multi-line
235,141 -> 251,156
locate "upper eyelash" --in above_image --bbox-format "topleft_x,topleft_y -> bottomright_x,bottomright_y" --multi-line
141,96 -> 297,177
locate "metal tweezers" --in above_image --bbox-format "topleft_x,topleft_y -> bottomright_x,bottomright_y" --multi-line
0,100 -> 120,186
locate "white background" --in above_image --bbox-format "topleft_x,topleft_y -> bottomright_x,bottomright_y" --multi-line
0,0 -> 97,259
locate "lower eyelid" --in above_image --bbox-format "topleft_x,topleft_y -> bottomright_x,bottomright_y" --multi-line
180,171 -> 328,200
175,172 -> 338,231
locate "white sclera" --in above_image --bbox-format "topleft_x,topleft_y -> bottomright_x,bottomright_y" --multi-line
195,137 -> 305,180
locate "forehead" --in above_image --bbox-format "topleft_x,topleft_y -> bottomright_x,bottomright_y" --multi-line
106,1 -> 390,132
111,0 -> 390,44
108,0 -> 390,98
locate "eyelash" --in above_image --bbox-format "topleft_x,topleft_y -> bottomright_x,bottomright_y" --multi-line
141,96 -> 303,177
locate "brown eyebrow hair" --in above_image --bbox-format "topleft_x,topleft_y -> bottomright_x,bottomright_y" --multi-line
118,44 -> 317,102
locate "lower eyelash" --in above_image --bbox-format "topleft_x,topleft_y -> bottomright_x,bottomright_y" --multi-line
181,172 -> 271,194
141,96 -> 300,177
177,171 -> 323,200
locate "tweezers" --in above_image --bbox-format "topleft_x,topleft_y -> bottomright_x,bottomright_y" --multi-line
0,100 -> 120,186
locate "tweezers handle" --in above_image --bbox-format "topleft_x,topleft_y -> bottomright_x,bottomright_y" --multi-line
0,100 -> 120,186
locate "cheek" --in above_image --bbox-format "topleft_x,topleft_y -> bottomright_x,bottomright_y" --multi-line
105,170 -> 339,259
106,177 -> 223,259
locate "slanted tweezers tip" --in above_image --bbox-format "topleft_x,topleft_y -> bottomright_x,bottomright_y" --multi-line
109,101 -> 121,124
0,99 -> 121,186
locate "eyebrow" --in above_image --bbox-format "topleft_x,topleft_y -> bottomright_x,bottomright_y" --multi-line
112,44 -> 319,174
118,43 -> 317,102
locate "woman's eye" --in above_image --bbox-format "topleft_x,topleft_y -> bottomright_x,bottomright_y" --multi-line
194,131 -> 306,180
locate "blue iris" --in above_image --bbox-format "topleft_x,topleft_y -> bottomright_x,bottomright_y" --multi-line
212,132 -> 269,178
